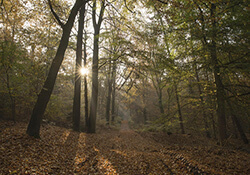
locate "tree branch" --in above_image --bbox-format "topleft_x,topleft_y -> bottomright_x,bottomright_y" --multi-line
48,0 -> 64,28
155,0 -> 168,5
92,0 -> 97,27
97,0 -> 106,28
117,69 -> 133,90
123,0 -> 135,13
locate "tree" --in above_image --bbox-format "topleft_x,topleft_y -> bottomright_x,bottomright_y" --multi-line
226,97 -> 248,144
27,0 -> 88,138
193,58 -> 211,138
0,40 -> 26,122
88,0 -> 105,133
111,60 -> 117,124
73,2 -> 87,131
174,81 -> 185,134
83,31 -> 89,130
0,0 -> 247,144
208,3 -> 227,144
105,56 -> 112,125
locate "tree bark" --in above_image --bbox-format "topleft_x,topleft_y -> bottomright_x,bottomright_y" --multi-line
26,0 -> 87,138
88,0 -> 105,133
73,4 -> 86,131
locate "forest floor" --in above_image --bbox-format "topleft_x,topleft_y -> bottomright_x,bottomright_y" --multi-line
0,120 -> 249,175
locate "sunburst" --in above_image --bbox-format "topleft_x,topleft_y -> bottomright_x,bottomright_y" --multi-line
80,67 -> 89,76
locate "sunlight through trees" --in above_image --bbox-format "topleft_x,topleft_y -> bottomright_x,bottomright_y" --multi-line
1,0 -> 249,144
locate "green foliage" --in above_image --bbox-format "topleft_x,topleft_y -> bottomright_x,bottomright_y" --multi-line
0,39 -> 35,118
0,0 -> 248,141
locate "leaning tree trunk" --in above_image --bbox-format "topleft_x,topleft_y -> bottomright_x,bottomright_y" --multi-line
27,0 -> 87,138
73,4 -> 86,131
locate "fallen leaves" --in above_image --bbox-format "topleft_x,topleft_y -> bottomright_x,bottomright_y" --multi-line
0,120 -> 249,174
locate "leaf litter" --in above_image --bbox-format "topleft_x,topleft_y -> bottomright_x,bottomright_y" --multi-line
0,120 -> 249,174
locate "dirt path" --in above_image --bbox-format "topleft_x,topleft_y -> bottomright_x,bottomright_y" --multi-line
0,121 -> 249,174
120,120 -> 131,132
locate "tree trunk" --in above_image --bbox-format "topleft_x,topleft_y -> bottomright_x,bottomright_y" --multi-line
226,98 -> 248,144
211,113 -> 217,139
73,5 -> 86,131
174,83 -> 185,134
88,32 -> 99,133
26,0 -> 86,138
6,72 -> 16,123
111,60 -> 116,124
142,93 -> 147,125
88,0 -> 105,133
84,31 -> 89,130
105,58 -> 112,125
232,117 -> 238,139
210,3 -> 227,144
158,89 -> 165,114
11,98 -> 16,123
194,61 -> 210,138
142,78 -> 147,124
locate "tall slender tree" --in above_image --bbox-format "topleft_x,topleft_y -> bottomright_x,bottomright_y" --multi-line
27,0 -> 88,138
73,2 -> 87,131
174,81 -> 185,134
88,0 -> 105,133
209,3 -> 227,144
83,31 -> 89,130
105,56 -> 112,125
111,60 -> 117,124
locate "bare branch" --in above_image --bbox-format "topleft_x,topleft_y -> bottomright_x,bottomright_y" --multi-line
155,0 -> 168,5
117,69 -> 133,90
48,0 -> 64,28
123,0 -> 135,13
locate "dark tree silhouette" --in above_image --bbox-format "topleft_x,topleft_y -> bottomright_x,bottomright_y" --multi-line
88,0 -> 105,133
73,3 -> 87,131
27,0 -> 88,138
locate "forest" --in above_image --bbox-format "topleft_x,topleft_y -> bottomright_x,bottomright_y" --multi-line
0,0 -> 249,174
